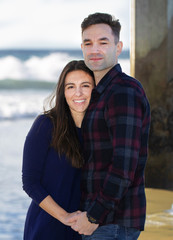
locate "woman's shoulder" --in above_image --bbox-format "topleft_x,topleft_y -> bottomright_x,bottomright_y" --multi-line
33,114 -> 53,128
27,114 -> 53,140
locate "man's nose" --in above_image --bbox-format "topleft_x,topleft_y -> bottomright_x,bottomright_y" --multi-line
91,43 -> 99,53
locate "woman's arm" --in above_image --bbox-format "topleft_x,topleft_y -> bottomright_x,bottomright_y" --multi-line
39,195 -> 80,226
22,115 -> 80,225
22,115 -> 52,203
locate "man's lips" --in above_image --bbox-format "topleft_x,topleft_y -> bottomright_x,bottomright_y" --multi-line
90,57 -> 102,61
89,55 -> 103,61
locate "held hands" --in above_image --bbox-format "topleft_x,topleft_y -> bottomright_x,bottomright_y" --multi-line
67,211 -> 99,235
61,210 -> 81,226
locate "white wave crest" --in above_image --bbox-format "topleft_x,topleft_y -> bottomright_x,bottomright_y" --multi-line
0,90 -> 50,120
0,52 -> 74,81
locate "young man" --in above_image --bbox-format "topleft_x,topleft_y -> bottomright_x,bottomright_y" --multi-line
69,13 -> 151,240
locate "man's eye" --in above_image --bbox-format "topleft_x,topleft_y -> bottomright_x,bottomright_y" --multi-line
84,43 -> 91,46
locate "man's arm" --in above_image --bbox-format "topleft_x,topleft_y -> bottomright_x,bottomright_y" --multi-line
67,211 -> 99,235
86,87 -> 146,223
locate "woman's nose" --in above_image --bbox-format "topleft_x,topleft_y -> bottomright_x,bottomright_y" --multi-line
75,87 -> 82,96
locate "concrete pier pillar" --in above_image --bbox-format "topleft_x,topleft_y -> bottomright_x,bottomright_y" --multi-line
131,0 -> 173,190
131,0 -> 173,105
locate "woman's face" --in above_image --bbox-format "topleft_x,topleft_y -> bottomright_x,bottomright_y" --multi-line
64,70 -> 94,117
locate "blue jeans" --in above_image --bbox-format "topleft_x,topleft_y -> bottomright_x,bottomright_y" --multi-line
82,224 -> 140,240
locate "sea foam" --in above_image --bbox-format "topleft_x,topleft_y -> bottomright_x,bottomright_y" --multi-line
0,52 -> 74,81
0,51 -> 130,82
0,50 -> 130,121
0,90 -> 49,120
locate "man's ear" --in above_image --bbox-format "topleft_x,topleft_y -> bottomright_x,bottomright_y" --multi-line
116,41 -> 123,57
81,43 -> 83,51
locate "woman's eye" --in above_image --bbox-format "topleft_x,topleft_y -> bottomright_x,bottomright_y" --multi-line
66,86 -> 74,89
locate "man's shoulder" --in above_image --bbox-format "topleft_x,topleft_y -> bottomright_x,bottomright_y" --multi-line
109,71 -> 146,97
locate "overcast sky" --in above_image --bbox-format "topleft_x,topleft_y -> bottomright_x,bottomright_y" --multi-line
0,0 -> 131,49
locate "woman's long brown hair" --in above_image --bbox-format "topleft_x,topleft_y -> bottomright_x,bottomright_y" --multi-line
44,60 -> 94,168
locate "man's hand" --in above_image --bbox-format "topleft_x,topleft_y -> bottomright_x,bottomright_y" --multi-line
61,210 -> 81,226
68,211 -> 99,235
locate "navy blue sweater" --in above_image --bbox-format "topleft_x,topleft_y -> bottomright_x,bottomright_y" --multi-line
22,114 -> 81,240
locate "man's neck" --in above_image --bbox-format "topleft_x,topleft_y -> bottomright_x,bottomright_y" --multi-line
94,65 -> 116,85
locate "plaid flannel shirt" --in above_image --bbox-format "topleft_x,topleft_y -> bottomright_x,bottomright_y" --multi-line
81,64 -> 150,230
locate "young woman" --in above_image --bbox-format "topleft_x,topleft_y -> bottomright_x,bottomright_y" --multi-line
22,60 -> 94,240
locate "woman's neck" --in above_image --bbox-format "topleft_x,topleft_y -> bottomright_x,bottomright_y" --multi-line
72,112 -> 85,128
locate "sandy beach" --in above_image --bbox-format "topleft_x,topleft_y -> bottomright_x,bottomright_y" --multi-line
139,188 -> 173,240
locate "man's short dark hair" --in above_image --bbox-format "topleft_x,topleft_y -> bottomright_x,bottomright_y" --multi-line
81,12 -> 121,42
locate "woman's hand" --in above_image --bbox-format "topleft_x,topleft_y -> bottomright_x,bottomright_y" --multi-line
61,211 -> 81,226
39,195 -> 81,226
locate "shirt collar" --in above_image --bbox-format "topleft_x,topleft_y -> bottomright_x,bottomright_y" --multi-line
95,64 -> 122,94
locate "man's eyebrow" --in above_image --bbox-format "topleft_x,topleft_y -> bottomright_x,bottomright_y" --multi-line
99,37 -> 109,41
83,37 -> 109,42
83,39 -> 91,43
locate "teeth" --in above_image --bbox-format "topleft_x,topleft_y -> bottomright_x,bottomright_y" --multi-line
74,100 -> 85,103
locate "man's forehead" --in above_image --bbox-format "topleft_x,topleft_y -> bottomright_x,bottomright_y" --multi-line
82,24 -> 114,38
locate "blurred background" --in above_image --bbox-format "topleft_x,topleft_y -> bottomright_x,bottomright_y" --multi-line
0,0 -> 172,239
0,1 -> 130,239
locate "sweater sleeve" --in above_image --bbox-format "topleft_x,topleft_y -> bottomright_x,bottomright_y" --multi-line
22,114 -> 53,204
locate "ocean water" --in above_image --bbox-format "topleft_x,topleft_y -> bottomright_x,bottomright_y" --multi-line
0,48 -> 140,239
0,119 -> 33,240
0,49 -> 130,121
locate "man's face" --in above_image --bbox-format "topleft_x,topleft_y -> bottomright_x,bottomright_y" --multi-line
81,23 -> 122,74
